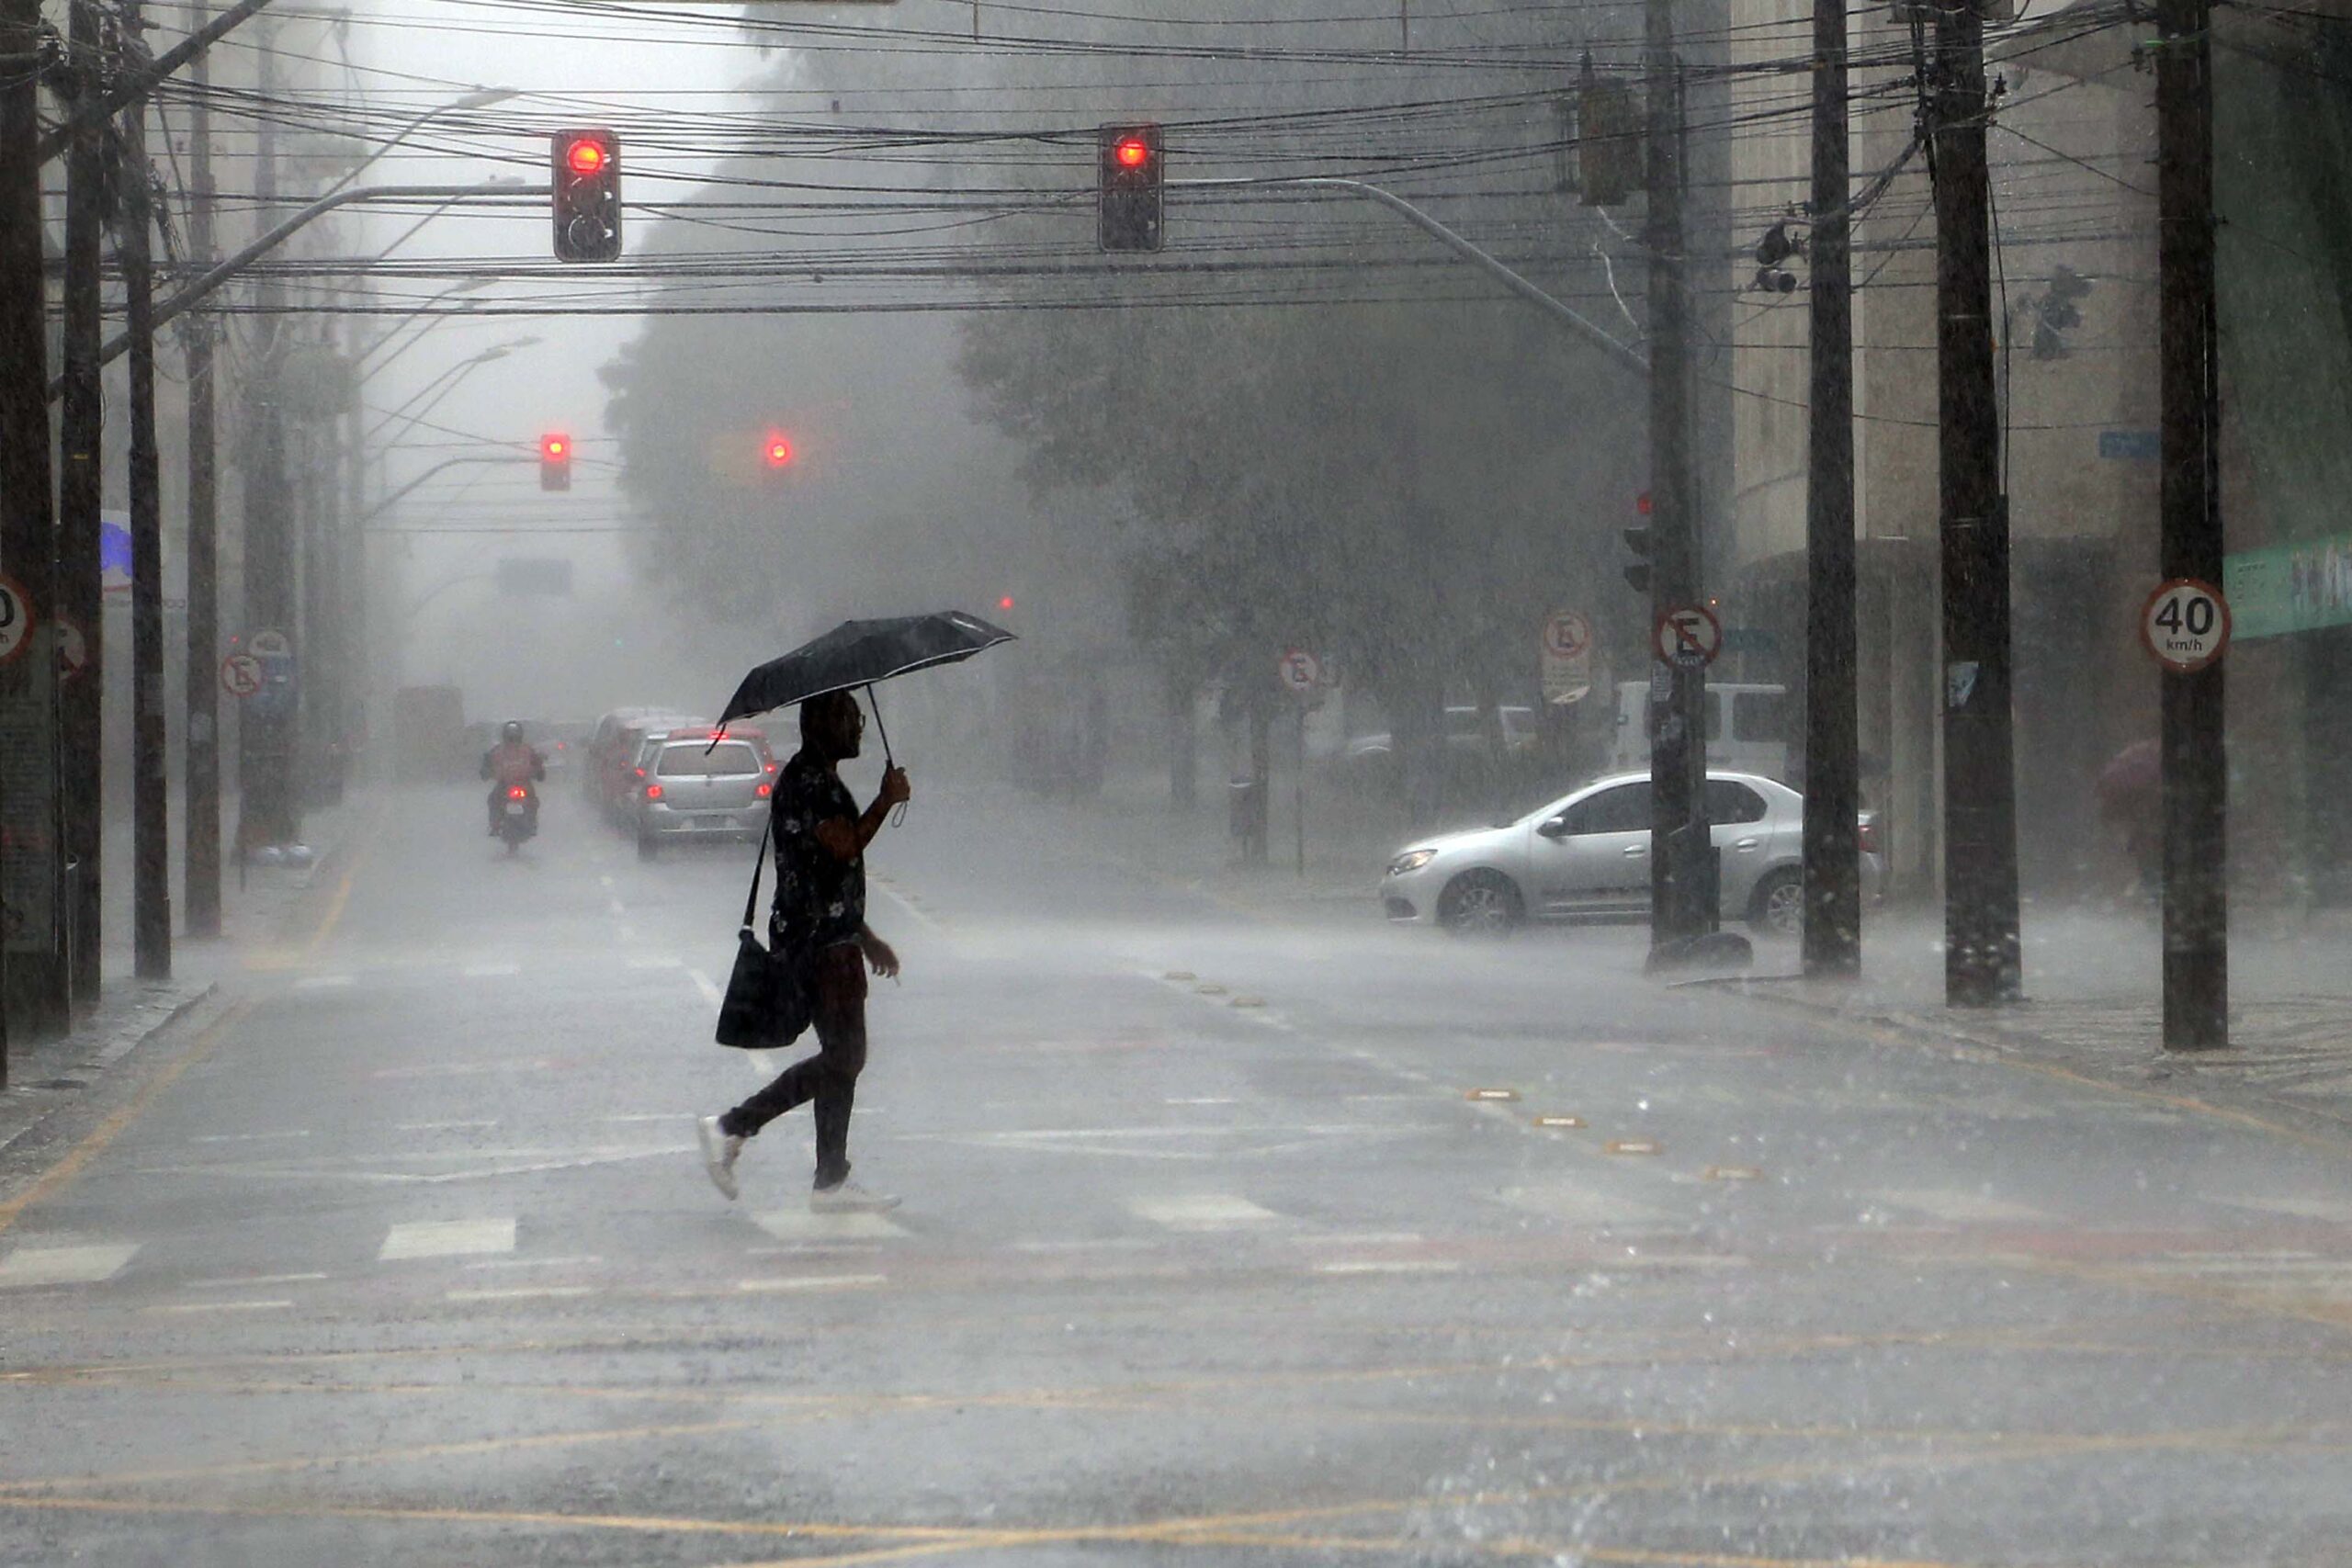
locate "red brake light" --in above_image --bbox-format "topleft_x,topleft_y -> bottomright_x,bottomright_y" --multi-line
507,786 -> 527,800
645,783 -> 662,800
634,766 -> 646,778
755,782 -> 773,798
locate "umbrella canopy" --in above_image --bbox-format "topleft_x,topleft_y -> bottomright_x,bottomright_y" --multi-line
717,612 -> 1015,729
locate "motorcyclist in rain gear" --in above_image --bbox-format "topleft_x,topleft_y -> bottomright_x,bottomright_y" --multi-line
481,720 -> 548,836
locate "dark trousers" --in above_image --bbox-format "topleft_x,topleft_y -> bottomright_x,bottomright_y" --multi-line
720,942 -> 868,1188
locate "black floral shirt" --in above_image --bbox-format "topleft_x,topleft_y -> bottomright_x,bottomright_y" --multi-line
770,750 -> 863,952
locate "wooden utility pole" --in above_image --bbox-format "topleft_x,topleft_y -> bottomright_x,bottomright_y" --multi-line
59,0 -> 108,1006
238,24 -> 300,852
1929,0 -> 2021,1005
1645,0 -> 1713,956
119,0 -> 170,978
182,0 -> 221,936
1802,0 -> 1860,976
2155,0 -> 2226,1047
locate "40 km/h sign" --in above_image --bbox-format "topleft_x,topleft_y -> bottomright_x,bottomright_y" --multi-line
2141,578 -> 2231,673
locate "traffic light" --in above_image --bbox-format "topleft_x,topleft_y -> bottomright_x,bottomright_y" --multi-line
762,430 -> 794,471
1097,122 -> 1163,254
551,129 -> 622,263
1622,491 -> 1653,594
539,432 -> 571,491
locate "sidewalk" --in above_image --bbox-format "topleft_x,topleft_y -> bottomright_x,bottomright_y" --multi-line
1,786 -> 377,1160
1722,902 -> 2352,1140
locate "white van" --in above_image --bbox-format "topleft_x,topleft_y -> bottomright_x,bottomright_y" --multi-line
1609,681 -> 1792,783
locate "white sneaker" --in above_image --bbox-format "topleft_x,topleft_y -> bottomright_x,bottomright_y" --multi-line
696,1115 -> 744,1201
809,1180 -> 899,1214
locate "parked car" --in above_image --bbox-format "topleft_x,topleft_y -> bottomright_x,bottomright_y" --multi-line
1378,770 -> 1883,938
627,728 -> 778,859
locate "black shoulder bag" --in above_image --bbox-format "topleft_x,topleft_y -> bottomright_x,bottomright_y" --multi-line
713,813 -> 815,1051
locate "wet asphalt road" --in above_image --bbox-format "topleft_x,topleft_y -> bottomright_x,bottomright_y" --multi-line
4,780 -> 2352,1566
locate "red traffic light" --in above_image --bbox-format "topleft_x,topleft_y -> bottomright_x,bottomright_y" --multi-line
998,595 -> 1015,612
565,138 -> 608,175
1113,136 -> 1150,170
1635,491 -> 1653,515
763,431 -> 794,468
541,434 -> 570,460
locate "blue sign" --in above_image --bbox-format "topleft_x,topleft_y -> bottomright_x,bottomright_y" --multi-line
99,518 -> 132,589
2098,429 -> 2160,461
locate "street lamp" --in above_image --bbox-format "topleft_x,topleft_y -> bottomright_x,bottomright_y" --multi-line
364,337 -> 539,446
317,86 -> 521,204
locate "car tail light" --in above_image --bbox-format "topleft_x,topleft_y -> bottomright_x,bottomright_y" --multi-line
634,766 -> 647,779
507,786 -> 527,800
755,782 -> 772,798
764,761 -> 778,774
645,784 -> 663,801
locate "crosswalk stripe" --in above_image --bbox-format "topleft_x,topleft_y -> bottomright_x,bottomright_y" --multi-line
752,1209 -> 908,1243
0,1243 -> 141,1289
1128,1194 -> 1280,1231
379,1219 -> 517,1261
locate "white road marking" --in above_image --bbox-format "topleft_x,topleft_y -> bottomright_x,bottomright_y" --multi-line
190,1130 -> 311,1145
373,1061 -> 548,1080
603,1112 -> 695,1123
397,1120 -> 499,1132
1881,1190 -> 2053,1225
379,1218 -> 516,1262
147,1299 -> 292,1314
752,1209 -> 908,1243
625,956 -> 684,970
1165,1098 -> 1236,1107
736,1274 -> 888,1293
1012,1238 -> 1161,1254
446,1285 -> 597,1303
461,962 -> 522,978
0,1244 -> 141,1289
686,968 -> 724,1008
464,1255 -> 602,1271
1316,1260 -> 1461,1276
187,1272 -> 328,1290
292,975 -> 355,991
1300,1232 -> 1426,1247
1129,1194 -> 1280,1231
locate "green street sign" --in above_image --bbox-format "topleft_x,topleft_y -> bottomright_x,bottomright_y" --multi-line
2225,532 -> 2352,640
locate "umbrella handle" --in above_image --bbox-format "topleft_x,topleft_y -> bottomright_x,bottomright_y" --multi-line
865,685 -> 910,825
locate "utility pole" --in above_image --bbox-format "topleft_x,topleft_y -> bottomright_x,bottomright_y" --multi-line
1645,0 -> 1713,958
182,0 -> 220,936
239,23 -> 300,854
59,0 -> 108,1006
1802,0 -> 1860,976
118,0 -> 170,979
1929,0 -> 2021,1005
0,0 -> 62,1074
2156,0 -> 2226,1048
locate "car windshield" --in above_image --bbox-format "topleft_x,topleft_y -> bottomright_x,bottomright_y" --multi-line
657,742 -> 760,777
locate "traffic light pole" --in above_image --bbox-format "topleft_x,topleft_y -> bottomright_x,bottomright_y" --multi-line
2156,0 -> 2226,1049
1643,0 -> 1713,957
182,0 -> 221,936
58,0 -> 106,1006
1802,0 -> 1861,977
1930,0 -> 2023,1005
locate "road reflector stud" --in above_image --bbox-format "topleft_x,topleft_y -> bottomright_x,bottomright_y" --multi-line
1468,1089 -> 1520,1102
1534,1114 -> 1586,1129
1230,996 -> 1266,1009
1164,971 -> 1196,981
1195,984 -> 1227,996
1702,1165 -> 1762,1181
1605,1138 -> 1662,1156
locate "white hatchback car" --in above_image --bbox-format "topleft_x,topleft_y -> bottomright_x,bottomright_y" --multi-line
1380,771 -> 1821,937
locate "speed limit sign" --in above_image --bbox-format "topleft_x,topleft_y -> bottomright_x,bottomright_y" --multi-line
2140,578 -> 2230,673
0,573 -> 31,666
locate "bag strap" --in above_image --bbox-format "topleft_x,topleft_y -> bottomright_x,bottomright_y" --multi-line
740,807 -> 774,934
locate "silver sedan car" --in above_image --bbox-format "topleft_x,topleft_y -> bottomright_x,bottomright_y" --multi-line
1381,770 -> 1829,938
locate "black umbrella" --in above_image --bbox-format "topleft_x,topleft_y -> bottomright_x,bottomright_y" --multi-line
716,611 -> 1015,763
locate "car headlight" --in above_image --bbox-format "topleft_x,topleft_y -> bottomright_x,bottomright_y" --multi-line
1387,849 -> 1437,876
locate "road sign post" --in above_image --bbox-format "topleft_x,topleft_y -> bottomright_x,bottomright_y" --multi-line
1279,649 -> 1321,879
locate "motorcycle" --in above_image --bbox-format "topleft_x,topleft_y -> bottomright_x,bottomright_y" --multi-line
497,784 -> 538,853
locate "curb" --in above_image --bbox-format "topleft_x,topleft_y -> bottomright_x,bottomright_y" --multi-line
1690,973 -> 2352,1155
0,979 -> 220,1163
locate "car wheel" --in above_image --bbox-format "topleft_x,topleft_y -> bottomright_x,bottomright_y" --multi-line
1748,869 -> 1803,937
1438,870 -> 1521,938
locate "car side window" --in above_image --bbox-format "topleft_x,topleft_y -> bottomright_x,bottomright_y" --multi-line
1703,779 -> 1769,825
1565,784 -> 1649,836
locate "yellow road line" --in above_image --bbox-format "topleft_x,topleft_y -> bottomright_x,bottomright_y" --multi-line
0,999 -> 251,1241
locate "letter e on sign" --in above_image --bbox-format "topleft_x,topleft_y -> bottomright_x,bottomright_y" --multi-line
2140,578 -> 2230,673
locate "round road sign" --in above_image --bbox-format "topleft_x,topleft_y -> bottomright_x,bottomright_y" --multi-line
2141,578 -> 2229,672
0,573 -> 32,666
1651,603 -> 1723,668
220,652 -> 264,698
249,627 -> 292,661
1278,648 -> 1322,694
1542,610 -> 1593,661
55,617 -> 87,682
